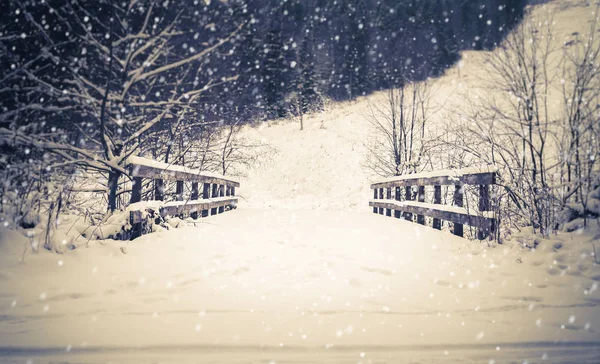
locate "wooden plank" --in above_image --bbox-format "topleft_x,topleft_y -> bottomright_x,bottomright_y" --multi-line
453,185 -> 464,237
417,186 -> 425,225
130,164 -> 240,187
176,181 -> 184,201
130,177 -> 142,204
191,182 -> 199,219
373,189 -> 378,214
155,179 -> 164,201
404,186 -> 412,221
386,187 -> 392,216
161,198 -> 238,217
202,183 -> 210,217
369,200 -> 493,232
210,183 -> 218,215
433,185 -> 442,230
370,172 -> 497,190
129,210 -> 144,240
218,184 -> 225,214
478,184 -> 491,240
394,186 -> 401,218
191,182 -> 199,199
378,188 -> 384,215
130,210 -> 144,225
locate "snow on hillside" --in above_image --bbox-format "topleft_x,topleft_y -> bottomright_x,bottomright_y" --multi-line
234,0 -> 598,213
236,100 -> 373,210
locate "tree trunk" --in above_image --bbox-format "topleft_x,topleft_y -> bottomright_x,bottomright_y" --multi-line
108,169 -> 121,212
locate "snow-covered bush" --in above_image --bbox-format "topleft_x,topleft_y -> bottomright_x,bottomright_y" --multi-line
559,176 -> 600,231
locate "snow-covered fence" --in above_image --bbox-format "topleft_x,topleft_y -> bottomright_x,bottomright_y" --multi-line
127,156 -> 240,238
369,167 -> 498,240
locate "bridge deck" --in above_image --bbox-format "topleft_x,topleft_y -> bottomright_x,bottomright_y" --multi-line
0,209 -> 598,363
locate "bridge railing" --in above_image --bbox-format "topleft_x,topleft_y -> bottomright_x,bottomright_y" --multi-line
369,167 -> 498,240
127,156 -> 239,236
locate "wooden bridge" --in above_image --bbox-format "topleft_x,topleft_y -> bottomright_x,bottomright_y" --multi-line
123,157 -> 498,242
369,167 -> 498,240
126,156 -> 240,238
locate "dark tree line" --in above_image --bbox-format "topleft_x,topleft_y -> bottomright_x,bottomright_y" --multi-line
193,0 -> 526,121
212,0 -> 525,119
1,0 -> 527,129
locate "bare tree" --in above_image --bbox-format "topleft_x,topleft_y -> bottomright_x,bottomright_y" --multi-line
364,81 -> 434,177
559,8 -> 600,226
446,14 -> 557,236
445,10 -> 600,236
0,0 -> 243,212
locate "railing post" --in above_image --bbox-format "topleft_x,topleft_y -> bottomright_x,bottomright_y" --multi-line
386,187 -> 392,217
210,183 -> 218,215
202,183 -> 210,217
155,179 -> 164,201
225,185 -> 231,210
478,184 -> 491,240
404,186 -> 412,221
373,189 -> 378,213
218,184 -> 225,214
230,185 -> 236,210
433,185 -> 442,230
453,184 -> 464,237
191,182 -> 199,219
378,188 -> 384,215
131,177 -> 142,204
417,186 -> 425,225
176,181 -> 184,202
130,210 -> 143,240
394,186 -> 401,218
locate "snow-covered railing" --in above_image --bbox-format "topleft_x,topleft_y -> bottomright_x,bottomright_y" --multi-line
369,166 -> 498,240
127,156 -> 239,237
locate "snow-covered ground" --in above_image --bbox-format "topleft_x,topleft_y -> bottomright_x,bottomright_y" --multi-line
1,1 -> 600,363
1,209 -> 599,363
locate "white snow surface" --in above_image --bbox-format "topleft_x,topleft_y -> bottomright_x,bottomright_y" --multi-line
233,99 -> 374,211
0,210 -> 599,363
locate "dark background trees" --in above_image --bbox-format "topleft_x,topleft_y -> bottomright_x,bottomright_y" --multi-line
201,0 -> 527,120
1,0 -> 527,129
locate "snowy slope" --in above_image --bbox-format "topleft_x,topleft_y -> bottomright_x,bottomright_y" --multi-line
235,0 -> 598,212
235,99 -> 374,211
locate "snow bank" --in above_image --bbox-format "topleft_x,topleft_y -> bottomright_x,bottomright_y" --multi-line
0,225 -> 30,256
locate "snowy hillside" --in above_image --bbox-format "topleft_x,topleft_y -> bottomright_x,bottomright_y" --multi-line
236,0 -> 598,212
236,99 -> 373,210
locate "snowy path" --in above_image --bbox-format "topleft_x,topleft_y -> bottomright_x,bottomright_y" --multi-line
1,209 -> 599,363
